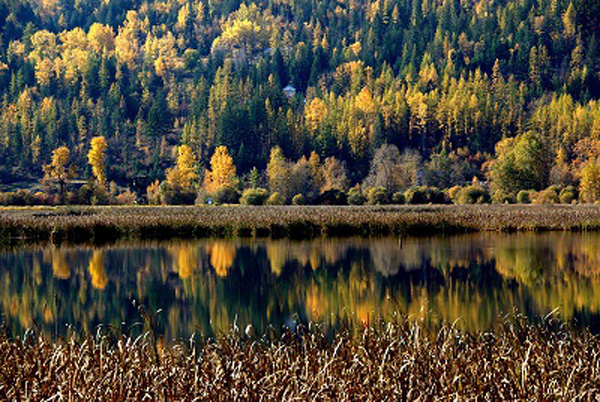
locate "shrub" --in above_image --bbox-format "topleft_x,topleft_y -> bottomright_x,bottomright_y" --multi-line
492,190 -> 515,204
115,188 -> 137,205
266,192 -> 285,205
240,188 -> 269,205
391,192 -> 405,204
292,194 -> 306,205
426,187 -> 448,204
447,186 -> 462,203
0,190 -> 34,206
534,187 -> 560,204
516,190 -> 532,204
367,186 -> 388,205
215,187 -> 241,204
315,190 -> 347,205
347,186 -> 366,205
405,187 -> 429,204
146,181 -> 161,205
91,185 -> 111,206
456,185 -> 490,204
158,182 -> 195,205
76,184 -> 94,205
32,191 -> 53,205
559,186 -> 577,204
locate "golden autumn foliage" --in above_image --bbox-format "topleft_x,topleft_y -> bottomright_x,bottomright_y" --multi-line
43,146 -> 70,183
87,136 -> 108,186
580,161 -> 600,203
304,98 -> 328,131
166,145 -> 198,191
203,146 -> 237,193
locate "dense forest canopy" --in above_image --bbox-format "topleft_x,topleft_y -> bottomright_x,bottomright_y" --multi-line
1,0 -> 600,204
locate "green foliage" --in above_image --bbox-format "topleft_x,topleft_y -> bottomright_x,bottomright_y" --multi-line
516,190 -> 532,204
0,0 -> 600,204
391,192 -> 405,205
559,186 -> 577,204
455,185 -> 490,205
347,186 -> 367,206
405,187 -> 430,205
292,194 -> 306,205
314,190 -> 348,205
266,192 -> 285,206
490,132 -> 553,196
533,187 -> 560,205
367,187 -> 389,205
159,182 -> 195,205
405,187 -> 446,205
215,187 -> 241,205
240,188 -> 269,205
580,162 -> 600,204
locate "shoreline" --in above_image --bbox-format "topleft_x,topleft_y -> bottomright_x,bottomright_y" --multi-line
3,205 -> 600,244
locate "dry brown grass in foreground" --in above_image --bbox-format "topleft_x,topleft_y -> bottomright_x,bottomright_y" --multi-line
3,204 -> 600,244
1,314 -> 599,400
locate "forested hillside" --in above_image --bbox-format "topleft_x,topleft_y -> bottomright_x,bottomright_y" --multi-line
1,0 -> 600,204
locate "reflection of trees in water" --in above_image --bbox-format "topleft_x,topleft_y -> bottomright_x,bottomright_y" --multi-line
50,248 -> 70,280
7,234 -> 600,338
88,250 -> 108,290
171,244 -> 199,279
208,241 -> 236,277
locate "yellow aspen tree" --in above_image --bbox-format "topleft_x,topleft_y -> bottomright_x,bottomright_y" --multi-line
580,160 -> 600,203
204,146 -> 237,192
304,98 -> 328,131
167,145 -> 198,191
88,136 -> 108,186
266,146 -> 291,198
43,146 -> 70,197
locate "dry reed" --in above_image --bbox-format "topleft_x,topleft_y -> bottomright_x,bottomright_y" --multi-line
2,204 -> 600,245
1,313 -> 599,399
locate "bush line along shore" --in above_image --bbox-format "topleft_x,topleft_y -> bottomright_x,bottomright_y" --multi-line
3,204 -> 600,244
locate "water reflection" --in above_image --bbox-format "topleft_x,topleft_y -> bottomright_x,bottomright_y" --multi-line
2,233 -> 600,338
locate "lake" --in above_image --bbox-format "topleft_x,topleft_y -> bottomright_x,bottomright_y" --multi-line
2,232 -> 600,339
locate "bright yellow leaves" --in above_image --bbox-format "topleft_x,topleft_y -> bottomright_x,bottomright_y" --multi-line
29,24 -> 115,86
167,145 -> 198,192
266,146 -> 291,197
144,32 -> 182,77
355,87 -> 377,115
203,146 -> 237,193
211,3 -> 274,57
304,98 -> 328,131
115,11 -> 142,68
35,58 -> 55,86
88,136 -> 108,186
44,146 -> 70,182
580,161 -> 600,203
87,23 -> 115,53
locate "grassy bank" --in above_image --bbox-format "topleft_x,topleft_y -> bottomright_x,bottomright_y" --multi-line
1,314 -> 598,399
3,204 -> 600,244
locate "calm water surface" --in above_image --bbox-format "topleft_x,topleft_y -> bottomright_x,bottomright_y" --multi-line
2,232 -> 600,338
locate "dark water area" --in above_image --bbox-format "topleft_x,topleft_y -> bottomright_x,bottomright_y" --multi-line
2,232 -> 600,339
